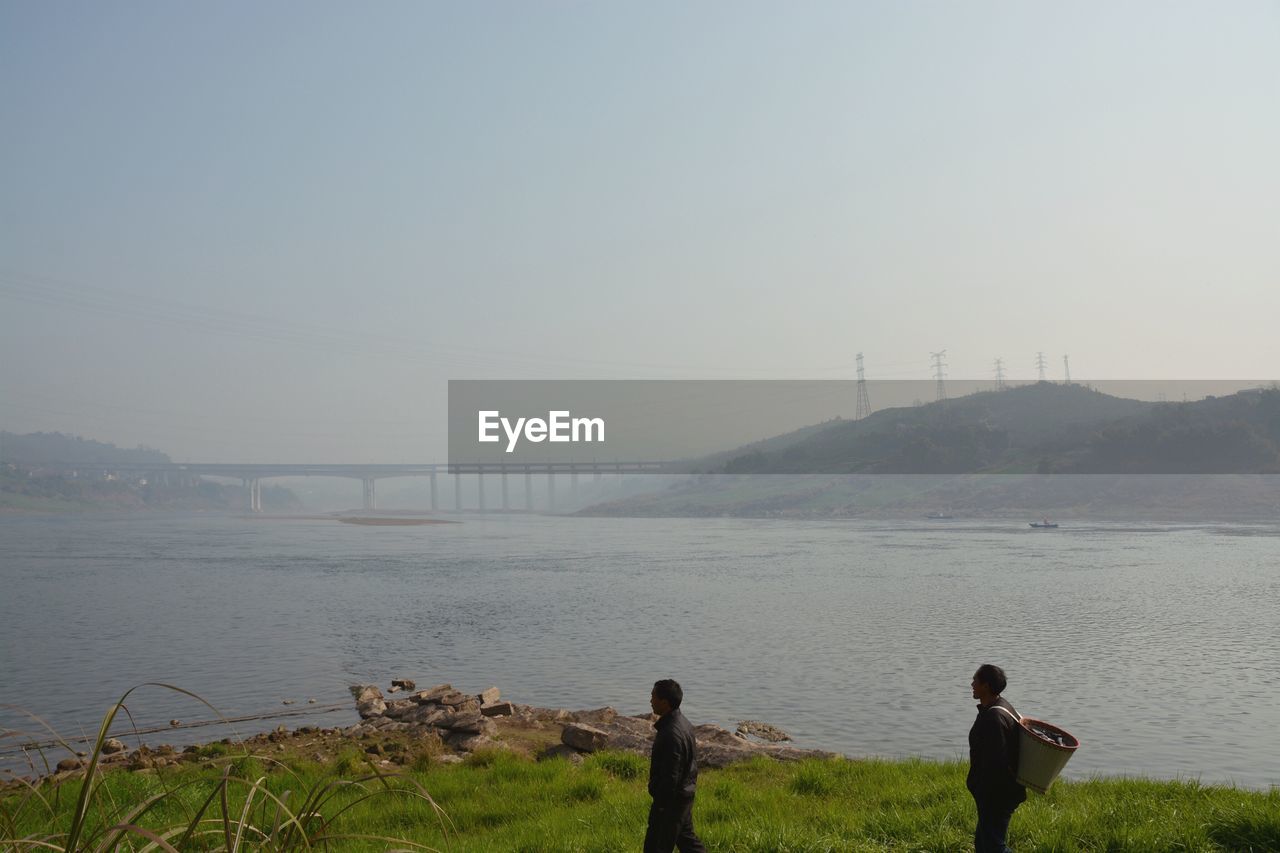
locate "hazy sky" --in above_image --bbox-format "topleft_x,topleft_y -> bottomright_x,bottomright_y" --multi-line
2,2 -> 1277,461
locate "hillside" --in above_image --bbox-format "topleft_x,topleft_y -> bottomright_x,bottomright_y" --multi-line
0,431 -> 170,465
584,385 -> 1280,518
1065,388 -> 1280,474
0,431 -> 301,512
685,384 -> 1279,476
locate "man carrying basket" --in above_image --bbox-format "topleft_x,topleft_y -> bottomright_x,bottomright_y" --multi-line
967,664 -> 1027,853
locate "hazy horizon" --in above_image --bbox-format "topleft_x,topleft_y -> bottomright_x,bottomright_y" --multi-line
3,2 -> 1278,462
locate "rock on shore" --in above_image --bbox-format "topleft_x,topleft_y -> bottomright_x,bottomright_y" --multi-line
346,680 -> 836,768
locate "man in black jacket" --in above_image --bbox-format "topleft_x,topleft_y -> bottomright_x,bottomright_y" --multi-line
967,664 -> 1027,853
645,679 -> 706,853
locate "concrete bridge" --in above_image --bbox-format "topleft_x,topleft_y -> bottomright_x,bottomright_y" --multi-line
43,461 -> 676,513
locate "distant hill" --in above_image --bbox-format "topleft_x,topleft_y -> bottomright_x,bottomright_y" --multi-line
0,431 -> 302,512
682,384 -> 1280,476
0,431 -> 170,465
582,385 -> 1280,518
688,383 -> 1155,474
1066,388 -> 1280,474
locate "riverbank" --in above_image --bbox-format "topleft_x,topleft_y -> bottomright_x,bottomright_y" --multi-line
580,473 -> 1280,519
5,681 -> 1279,850
5,680 -> 833,787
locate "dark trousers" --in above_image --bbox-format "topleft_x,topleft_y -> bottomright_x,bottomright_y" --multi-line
973,799 -> 1017,853
643,795 -> 706,853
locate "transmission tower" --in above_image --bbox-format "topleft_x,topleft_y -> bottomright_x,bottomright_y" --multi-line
1063,354 -> 1071,384
855,352 -> 872,420
1035,352 -> 1048,382
930,350 -> 948,402
993,358 -> 1006,390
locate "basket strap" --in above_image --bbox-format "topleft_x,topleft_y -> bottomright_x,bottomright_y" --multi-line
989,704 -> 1023,723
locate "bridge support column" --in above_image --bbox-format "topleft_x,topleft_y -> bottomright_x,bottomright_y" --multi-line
501,469 -> 509,511
524,469 -> 533,511
547,472 -> 556,513
570,466 -> 579,505
362,477 -> 376,511
429,472 -> 438,511
249,478 -> 262,513
455,472 -> 462,511
478,473 -> 486,512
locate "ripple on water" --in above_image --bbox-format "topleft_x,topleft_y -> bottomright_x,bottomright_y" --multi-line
1,514 -> 1278,788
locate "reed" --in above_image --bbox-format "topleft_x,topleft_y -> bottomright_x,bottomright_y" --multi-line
0,684 -> 446,851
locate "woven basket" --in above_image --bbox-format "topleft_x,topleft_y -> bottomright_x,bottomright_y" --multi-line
1014,716 -> 1079,794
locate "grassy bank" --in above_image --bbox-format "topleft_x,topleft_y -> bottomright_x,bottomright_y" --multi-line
5,748 -> 1278,851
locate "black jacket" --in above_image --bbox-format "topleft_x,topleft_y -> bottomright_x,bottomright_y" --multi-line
966,697 -> 1027,808
649,709 -> 699,802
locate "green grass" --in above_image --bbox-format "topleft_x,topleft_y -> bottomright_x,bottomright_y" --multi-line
6,750 -> 1279,851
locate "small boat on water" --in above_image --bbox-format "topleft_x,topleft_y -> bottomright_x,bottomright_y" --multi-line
925,512 -> 955,519
1029,518 -> 1059,529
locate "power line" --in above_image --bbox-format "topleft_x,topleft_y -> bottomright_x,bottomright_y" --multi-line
1035,352 -> 1048,382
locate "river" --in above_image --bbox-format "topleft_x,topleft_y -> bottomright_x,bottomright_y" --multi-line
1,512 -> 1277,788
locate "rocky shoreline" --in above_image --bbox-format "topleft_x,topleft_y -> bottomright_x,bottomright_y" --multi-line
12,679 -> 836,787
347,680 -> 835,768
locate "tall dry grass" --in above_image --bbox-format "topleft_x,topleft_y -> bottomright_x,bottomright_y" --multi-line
0,683 -> 447,851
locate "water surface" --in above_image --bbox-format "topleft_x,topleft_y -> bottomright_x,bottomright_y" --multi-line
2,513 -> 1277,788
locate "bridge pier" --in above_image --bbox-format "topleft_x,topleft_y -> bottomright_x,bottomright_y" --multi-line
244,477 -> 263,513
570,466 -> 579,505
478,473 -> 486,512
547,472 -> 556,513
429,472 -> 438,511
524,469 -> 533,511
362,477 -> 377,511
455,473 -> 462,511
501,468 -> 509,511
